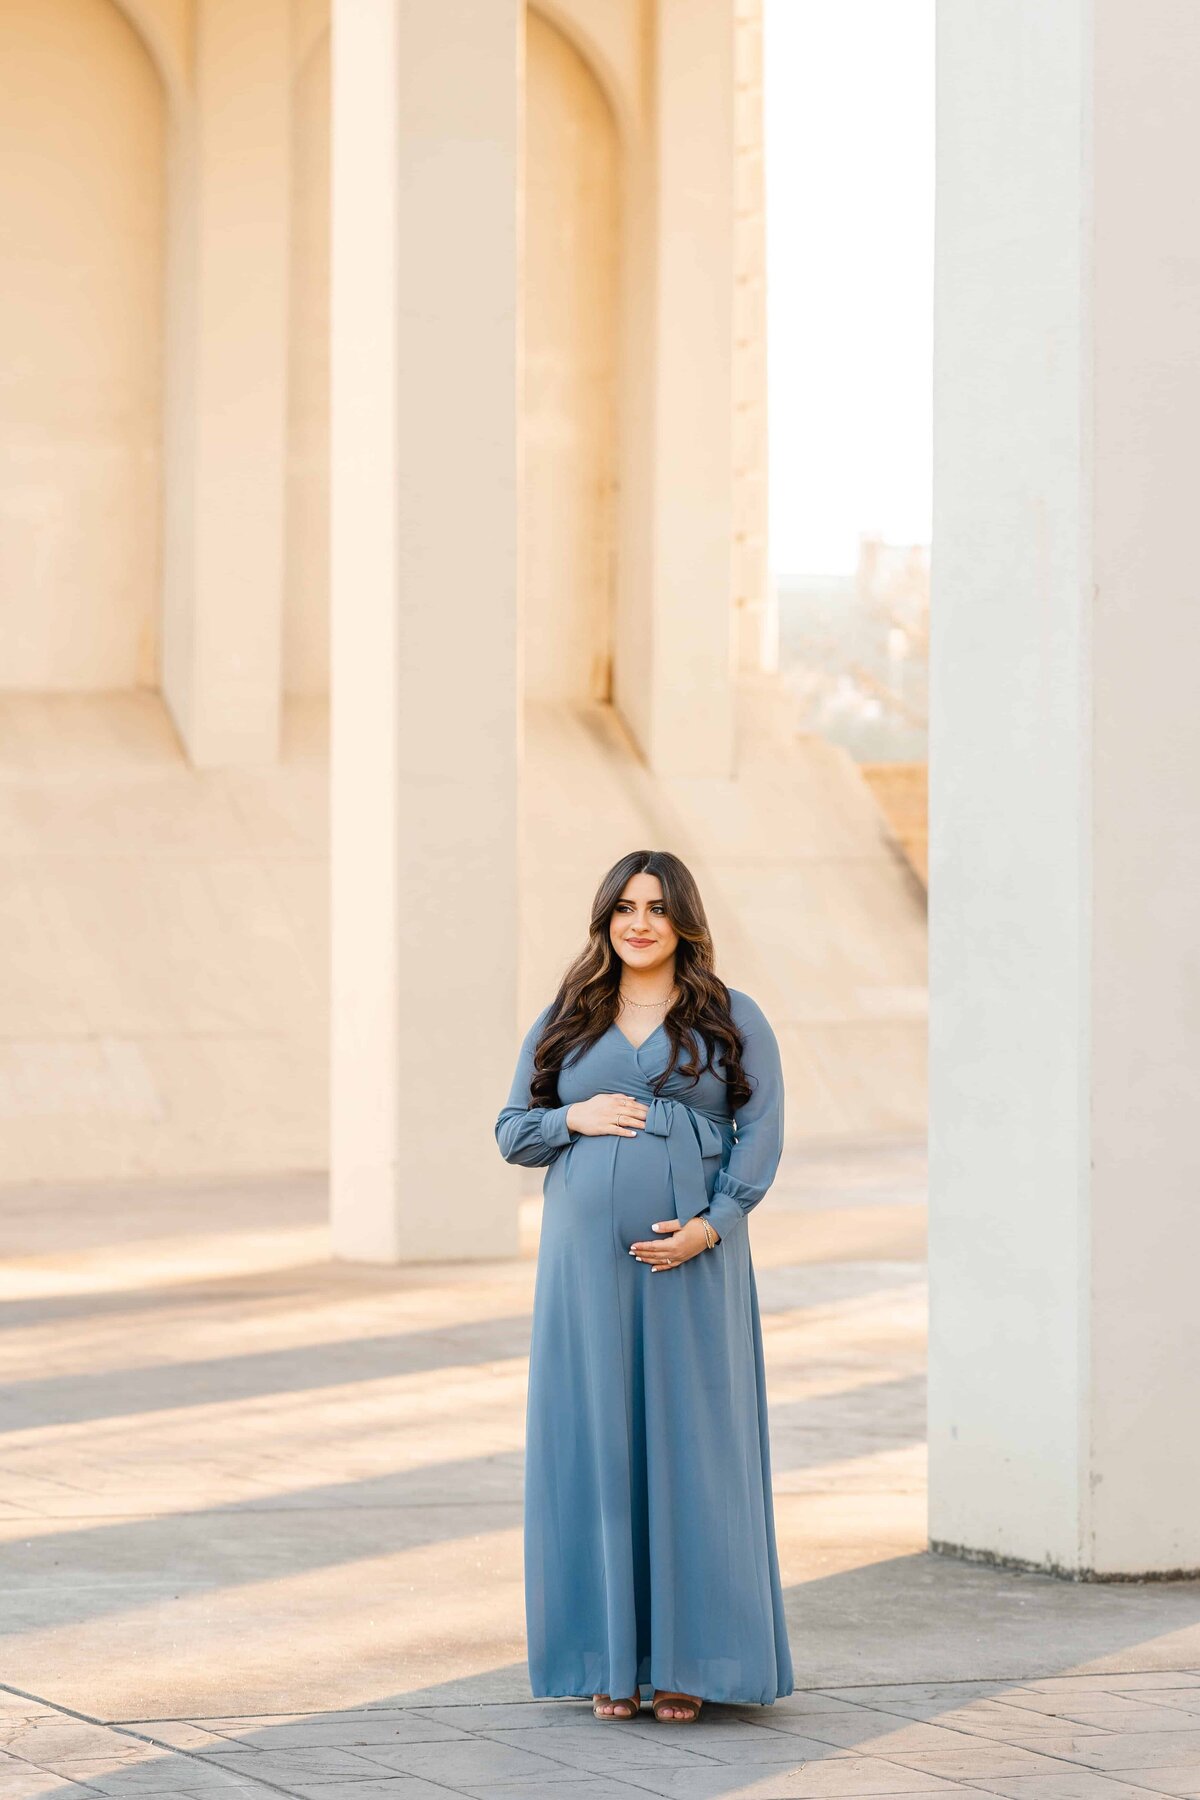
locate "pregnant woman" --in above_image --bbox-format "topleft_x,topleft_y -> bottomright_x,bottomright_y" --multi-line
495,848 -> 793,1723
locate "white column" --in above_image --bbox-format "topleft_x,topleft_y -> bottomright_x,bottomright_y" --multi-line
930,0 -> 1200,1574
647,0 -> 737,777
329,0 -> 521,1263
161,0 -> 290,767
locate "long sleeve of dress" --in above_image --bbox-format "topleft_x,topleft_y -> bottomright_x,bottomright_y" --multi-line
703,996 -> 786,1246
495,1004 -> 577,1167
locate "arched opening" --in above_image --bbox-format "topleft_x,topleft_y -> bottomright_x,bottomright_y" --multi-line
524,9 -> 620,703
285,21 -> 331,699
0,0 -> 166,690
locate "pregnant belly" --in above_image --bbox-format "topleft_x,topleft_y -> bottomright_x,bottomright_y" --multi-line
550,1129 -> 676,1247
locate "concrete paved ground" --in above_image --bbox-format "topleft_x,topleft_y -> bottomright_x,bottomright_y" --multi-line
3,1145 -> 1200,1800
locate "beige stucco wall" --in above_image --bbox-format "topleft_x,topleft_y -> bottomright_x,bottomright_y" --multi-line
285,16 -> 331,696
0,0 -> 660,730
0,0 -> 795,1195
0,0 -> 166,691
524,11 -> 619,701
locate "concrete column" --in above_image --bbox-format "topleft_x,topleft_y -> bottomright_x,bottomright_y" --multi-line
329,0 -> 521,1263
647,0 -> 737,777
161,0 -> 290,767
930,0 -> 1200,1575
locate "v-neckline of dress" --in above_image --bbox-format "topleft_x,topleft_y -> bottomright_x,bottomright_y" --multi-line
611,1018 -> 666,1054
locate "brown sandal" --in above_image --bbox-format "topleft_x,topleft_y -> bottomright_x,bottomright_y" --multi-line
592,1692 -> 641,1720
651,1690 -> 703,1722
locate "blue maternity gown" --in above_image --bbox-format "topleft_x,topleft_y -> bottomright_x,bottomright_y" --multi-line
495,987 -> 794,1706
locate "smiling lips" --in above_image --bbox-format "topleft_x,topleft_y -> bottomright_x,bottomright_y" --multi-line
627,938 -> 654,947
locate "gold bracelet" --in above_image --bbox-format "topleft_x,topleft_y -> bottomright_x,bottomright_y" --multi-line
701,1218 -> 717,1250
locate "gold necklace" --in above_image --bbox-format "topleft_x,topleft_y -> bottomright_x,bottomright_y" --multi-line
619,986 -> 677,1009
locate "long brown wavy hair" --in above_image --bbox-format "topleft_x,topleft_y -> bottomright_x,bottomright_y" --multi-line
529,850 -> 753,1112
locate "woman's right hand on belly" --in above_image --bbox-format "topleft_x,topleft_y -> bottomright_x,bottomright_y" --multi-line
565,1094 -> 649,1138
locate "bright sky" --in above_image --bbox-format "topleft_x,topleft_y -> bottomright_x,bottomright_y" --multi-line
764,0 -> 934,577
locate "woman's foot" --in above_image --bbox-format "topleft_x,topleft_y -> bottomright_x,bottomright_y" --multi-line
592,1692 -> 640,1719
651,1689 -> 703,1722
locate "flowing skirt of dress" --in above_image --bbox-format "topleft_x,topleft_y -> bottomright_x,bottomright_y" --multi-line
523,1121 -> 793,1705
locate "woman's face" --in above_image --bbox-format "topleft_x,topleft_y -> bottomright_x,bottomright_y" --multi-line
608,872 -> 679,977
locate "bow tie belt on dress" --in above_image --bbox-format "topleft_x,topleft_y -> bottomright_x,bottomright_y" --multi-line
635,1095 -> 734,1230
